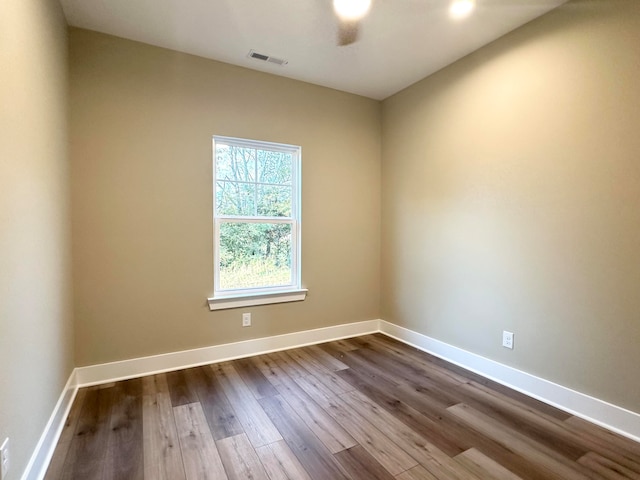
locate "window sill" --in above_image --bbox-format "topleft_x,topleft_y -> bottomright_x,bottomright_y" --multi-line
207,288 -> 308,311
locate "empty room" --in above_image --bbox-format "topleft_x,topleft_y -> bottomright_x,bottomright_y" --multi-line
2,0 -> 640,478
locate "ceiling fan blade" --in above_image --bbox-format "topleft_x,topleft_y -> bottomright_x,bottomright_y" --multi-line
337,20 -> 360,46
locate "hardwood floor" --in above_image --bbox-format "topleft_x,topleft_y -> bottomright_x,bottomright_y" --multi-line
45,334 -> 640,479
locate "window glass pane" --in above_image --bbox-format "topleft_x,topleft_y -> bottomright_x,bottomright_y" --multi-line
257,149 -> 292,184
219,222 -> 292,290
257,185 -> 292,217
216,144 -> 256,182
216,181 -> 255,216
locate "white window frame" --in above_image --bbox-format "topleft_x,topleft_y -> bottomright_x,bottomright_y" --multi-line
208,136 -> 306,311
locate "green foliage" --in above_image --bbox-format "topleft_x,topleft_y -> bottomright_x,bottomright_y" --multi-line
219,223 -> 291,270
215,143 -> 295,289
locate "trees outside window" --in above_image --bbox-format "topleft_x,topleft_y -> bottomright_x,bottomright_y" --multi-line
213,136 -> 301,296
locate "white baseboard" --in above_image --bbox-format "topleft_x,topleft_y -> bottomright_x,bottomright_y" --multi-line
379,320 -> 640,443
21,370 -> 78,480
75,319 -> 381,387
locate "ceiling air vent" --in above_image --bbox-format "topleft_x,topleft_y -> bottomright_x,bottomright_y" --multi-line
248,50 -> 288,66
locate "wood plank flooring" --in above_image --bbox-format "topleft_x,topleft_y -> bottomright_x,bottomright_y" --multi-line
45,334 -> 640,479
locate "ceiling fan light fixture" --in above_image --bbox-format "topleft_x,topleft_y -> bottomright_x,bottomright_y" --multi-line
449,0 -> 475,19
333,0 -> 372,21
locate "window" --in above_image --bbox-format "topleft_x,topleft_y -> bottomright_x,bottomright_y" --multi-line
208,136 -> 306,310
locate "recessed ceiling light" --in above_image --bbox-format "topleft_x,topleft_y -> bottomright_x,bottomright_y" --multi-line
333,0 -> 372,21
450,0 -> 476,19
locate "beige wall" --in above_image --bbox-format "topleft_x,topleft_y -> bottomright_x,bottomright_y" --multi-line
69,29 -> 381,366
382,0 -> 640,413
0,0 -> 72,478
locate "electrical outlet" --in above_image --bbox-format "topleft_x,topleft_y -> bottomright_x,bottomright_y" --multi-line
1,438 -> 10,480
242,312 -> 251,327
502,331 -> 514,349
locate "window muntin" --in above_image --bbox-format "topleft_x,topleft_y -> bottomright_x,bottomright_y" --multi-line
213,136 -> 301,298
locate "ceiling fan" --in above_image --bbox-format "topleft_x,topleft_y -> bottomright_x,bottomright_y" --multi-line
333,0 -> 372,46
332,0 -> 477,46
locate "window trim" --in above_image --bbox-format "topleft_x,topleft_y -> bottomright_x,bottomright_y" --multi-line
207,288 -> 308,311
208,136 -> 305,310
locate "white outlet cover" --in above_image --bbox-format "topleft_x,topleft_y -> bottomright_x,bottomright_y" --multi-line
502,331 -> 514,349
1,437 -> 9,479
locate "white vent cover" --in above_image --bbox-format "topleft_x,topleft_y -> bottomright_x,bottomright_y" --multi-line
248,50 -> 288,66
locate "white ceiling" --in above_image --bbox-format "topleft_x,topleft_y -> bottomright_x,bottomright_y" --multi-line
60,0 -> 566,100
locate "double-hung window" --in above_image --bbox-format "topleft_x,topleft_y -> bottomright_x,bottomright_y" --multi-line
208,136 -> 306,310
